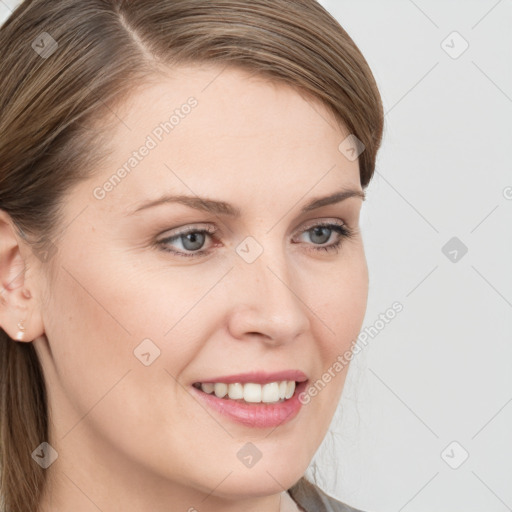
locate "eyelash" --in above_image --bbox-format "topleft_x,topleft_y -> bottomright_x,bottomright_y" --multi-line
156,221 -> 355,259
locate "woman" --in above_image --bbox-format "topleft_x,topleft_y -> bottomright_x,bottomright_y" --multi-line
0,1 -> 384,510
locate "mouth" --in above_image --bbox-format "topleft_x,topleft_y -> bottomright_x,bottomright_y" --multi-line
192,380 -> 299,405
190,371 -> 309,428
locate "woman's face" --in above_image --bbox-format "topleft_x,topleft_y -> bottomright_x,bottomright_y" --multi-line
31,65 -> 368,508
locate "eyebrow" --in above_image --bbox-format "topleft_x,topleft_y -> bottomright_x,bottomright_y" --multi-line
127,188 -> 365,217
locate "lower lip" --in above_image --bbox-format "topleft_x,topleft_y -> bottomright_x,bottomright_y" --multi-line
190,381 -> 308,428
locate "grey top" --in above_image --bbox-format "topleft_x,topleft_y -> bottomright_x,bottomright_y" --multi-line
287,479 -> 365,512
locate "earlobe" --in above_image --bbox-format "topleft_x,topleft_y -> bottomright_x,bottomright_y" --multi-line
15,320 -> 26,341
0,210 -> 45,343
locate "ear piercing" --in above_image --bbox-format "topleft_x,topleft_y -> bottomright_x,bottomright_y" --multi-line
16,321 -> 25,341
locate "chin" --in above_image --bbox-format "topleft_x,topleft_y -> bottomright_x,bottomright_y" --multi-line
206,470 -> 303,500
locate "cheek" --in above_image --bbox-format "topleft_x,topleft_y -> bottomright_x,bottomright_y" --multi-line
312,251 -> 368,352
304,251 -> 368,405
41,261 -> 212,469
41,266 -> 138,419
42,253 -> 219,411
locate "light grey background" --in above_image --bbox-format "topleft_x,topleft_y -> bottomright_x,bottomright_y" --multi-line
312,1 -> 512,511
1,1 -> 511,511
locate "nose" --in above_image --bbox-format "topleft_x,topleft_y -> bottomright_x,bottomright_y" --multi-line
226,245 -> 311,346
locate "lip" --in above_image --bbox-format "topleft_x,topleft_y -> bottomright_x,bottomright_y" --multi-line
194,370 -> 308,385
190,380 -> 308,428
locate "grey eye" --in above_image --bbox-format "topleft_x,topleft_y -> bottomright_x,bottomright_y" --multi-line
307,226 -> 332,245
179,232 -> 207,251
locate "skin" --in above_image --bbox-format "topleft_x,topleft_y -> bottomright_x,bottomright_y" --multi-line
0,64 -> 368,512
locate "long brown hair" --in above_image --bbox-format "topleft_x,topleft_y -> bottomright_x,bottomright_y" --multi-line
0,1 -> 384,510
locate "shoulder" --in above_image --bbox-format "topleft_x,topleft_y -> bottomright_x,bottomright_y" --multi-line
288,477 -> 367,512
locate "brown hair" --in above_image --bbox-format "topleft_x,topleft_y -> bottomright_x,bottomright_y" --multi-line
0,0 -> 384,510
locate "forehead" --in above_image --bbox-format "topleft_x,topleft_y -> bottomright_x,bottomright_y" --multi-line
115,64 -> 344,143
82,64 -> 361,217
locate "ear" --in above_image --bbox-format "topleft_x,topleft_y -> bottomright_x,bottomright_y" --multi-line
0,210 -> 45,343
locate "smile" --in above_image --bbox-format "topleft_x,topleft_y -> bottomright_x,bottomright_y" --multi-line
190,371 -> 309,428
193,381 -> 296,404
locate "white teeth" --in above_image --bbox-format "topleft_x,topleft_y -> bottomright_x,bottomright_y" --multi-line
214,383 -> 228,398
202,383 -> 215,394
228,383 -> 244,400
279,381 -> 287,399
243,383 -> 262,403
199,380 -> 297,403
285,381 -> 295,399
262,382 -> 280,403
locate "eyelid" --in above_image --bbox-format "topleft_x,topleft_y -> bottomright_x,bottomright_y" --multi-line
157,218 -> 347,240
295,218 -> 346,232
158,223 -> 216,238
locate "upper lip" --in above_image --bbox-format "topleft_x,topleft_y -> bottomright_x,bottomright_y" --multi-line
194,370 -> 308,385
